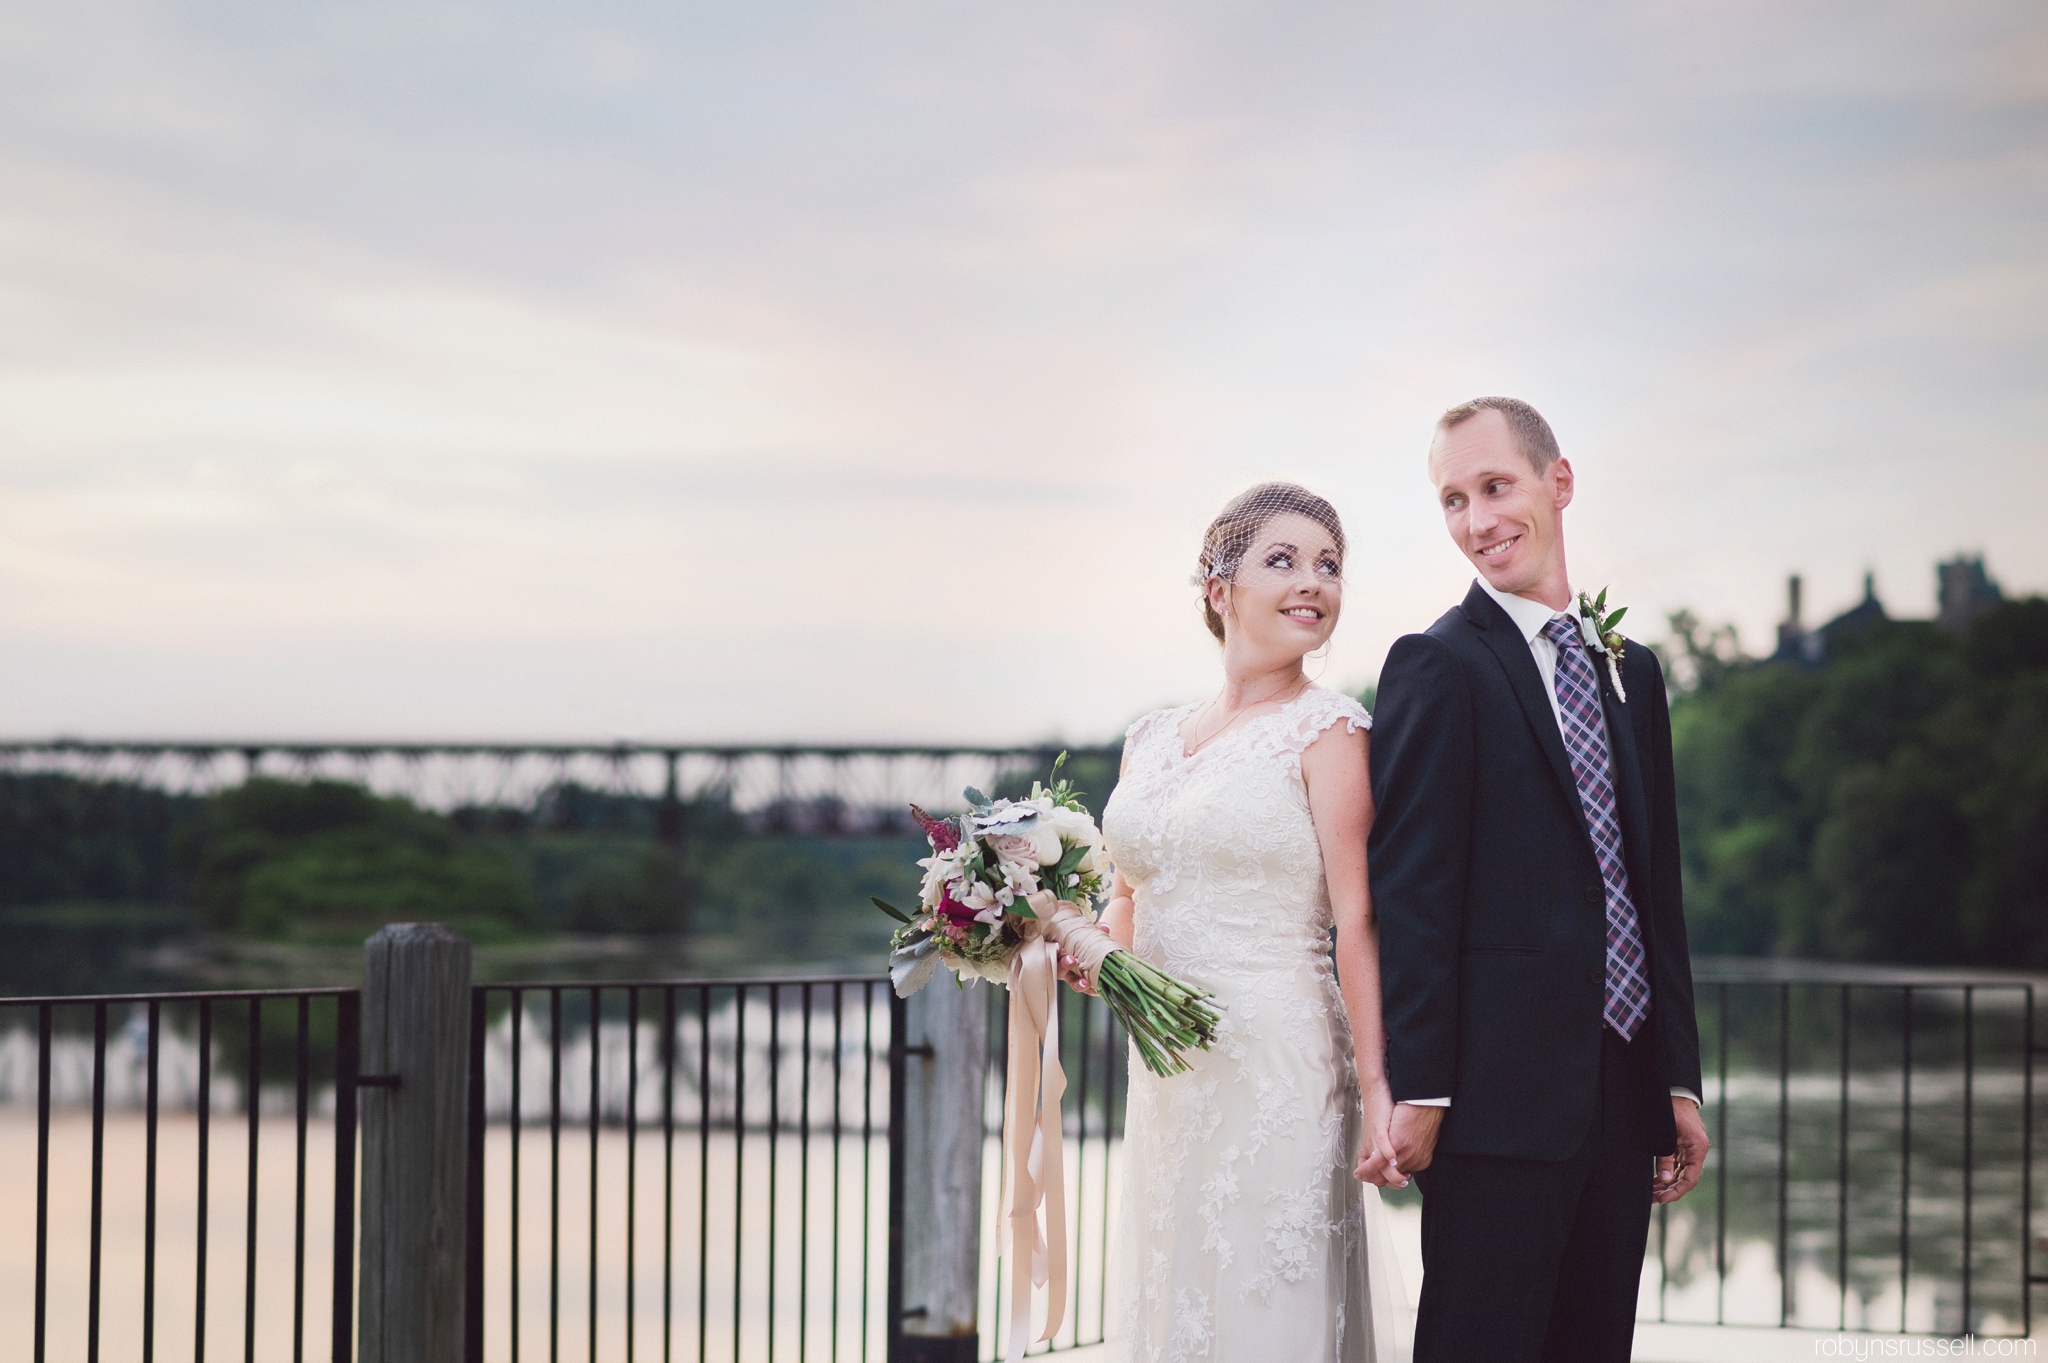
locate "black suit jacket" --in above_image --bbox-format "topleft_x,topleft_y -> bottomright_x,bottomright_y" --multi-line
1369,582 -> 1703,1161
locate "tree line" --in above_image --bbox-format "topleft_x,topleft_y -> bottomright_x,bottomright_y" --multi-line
6,611 -> 2043,980
1666,596 -> 2048,967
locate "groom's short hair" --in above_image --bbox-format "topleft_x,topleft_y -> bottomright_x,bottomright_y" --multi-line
1436,397 -> 1561,476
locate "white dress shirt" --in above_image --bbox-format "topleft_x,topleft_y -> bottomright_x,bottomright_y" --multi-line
1397,580 -> 1700,1109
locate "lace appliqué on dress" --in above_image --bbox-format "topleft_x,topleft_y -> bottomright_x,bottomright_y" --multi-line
1103,688 -> 1393,1363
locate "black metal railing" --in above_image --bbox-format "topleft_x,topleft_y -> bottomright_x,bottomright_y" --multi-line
1631,976 -> 2037,1337
8,967 -> 2040,1357
0,986 -> 362,1363
974,970 -> 2045,1345
462,977 -> 902,1363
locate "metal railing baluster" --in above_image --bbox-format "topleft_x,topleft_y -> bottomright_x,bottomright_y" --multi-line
197,997 -> 213,1363
589,986 -> 601,1363
512,988 -> 525,1363
831,982 -> 843,1363
861,983 -> 874,1363
244,997 -> 261,1363
1074,994 -> 1092,1346
1777,982 -> 1790,1328
800,982 -> 812,1363
2023,986 -> 2035,1338
661,985 -> 677,1363
627,985 -> 640,1363
89,1000 -> 108,1363
1715,981 -> 1728,1326
466,985 -> 488,1363
699,985 -> 713,1363
294,996 -> 311,1363
765,982 -> 770,1358
333,990 -> 360,1363
1839,984 -> 1851,1331
145,1000 -> 161,1363
550,989 -> 564,1363
1902,986 -> 1914,1333
1963,985 -> 1975,1333
736,984 -> 749,1363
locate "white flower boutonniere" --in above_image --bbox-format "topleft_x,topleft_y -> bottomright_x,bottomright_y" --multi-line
1574,587 -> 1630,703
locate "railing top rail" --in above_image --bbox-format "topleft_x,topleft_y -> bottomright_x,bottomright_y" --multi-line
475,974 -> 891,991
0,738 -> 1120,761
1695,960 -> 2043,989
0,985 -> 360,1006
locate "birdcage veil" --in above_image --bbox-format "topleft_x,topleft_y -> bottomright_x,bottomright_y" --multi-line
1194,482 -> 1347,643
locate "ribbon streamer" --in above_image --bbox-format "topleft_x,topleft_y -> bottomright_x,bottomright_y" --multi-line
1001,893 -> 1119,1362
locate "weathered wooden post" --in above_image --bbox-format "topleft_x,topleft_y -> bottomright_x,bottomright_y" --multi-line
357,922 -> 473,1363
893,980 -> 989,1362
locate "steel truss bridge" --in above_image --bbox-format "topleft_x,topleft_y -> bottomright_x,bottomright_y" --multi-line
0,738 -> 1122,837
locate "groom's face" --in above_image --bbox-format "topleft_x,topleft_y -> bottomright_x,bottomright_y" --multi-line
1429,410 -> 1574,597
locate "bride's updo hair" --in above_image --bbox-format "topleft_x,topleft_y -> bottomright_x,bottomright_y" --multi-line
1196,482 -> 1346,642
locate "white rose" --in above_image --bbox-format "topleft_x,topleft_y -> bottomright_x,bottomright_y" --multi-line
1041,805 -> 1106,874
1026,821 -> 1064,867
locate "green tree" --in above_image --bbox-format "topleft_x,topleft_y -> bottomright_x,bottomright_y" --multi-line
179,779 -> 537,942
1668,599 -> 2048,967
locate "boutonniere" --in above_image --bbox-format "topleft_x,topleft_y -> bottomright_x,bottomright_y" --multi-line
1574,587 -> 1629,702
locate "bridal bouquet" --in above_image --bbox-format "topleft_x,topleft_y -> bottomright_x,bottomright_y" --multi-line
876,759 -> 1223,1360
872,757 -> 1222,1077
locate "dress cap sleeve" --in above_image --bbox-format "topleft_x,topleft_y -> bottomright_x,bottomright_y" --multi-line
1279,688 -> 1371,753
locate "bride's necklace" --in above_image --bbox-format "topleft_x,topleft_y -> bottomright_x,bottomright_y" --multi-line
1183,675 -> 1311,756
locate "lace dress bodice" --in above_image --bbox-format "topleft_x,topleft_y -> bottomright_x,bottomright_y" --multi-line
1105,688 -> 1369,982
1100,687 -> 1406,1363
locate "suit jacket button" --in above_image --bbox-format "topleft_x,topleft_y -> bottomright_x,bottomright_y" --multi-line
1584,885 -> 1602,905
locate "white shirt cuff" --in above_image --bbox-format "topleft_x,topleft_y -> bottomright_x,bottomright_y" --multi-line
1400,1097 -> 1451,1107
1671,1087 -> 1701,1106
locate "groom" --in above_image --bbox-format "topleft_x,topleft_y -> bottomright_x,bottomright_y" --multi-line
1366,397 -> 1708,1362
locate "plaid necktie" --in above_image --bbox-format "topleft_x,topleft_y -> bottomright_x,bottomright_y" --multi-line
1540,616 -> 1652,1041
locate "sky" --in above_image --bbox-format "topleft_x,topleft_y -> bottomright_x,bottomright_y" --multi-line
1,0 -> 2043,743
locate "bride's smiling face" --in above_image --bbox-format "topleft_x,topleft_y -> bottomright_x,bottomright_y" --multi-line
1208,512 -> 1343,661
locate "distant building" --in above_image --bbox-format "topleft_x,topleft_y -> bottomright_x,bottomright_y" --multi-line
1937,554 -> 2003,633
1769,556 -> 2003,667
1824,572 -> 1888,646
1771,571 -> 1885,668
1771,575 -> 1824,666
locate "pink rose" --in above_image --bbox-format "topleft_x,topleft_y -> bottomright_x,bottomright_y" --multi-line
988,833 -> 1043,868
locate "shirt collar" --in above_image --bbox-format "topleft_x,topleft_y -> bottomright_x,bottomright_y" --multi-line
1476,577 -> 1572,646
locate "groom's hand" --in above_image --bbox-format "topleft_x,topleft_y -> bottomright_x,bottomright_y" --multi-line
1388,1102 -> 1445,1173
1654,1098 -> 1709,1204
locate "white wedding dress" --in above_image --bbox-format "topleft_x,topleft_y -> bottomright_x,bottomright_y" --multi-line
1100,687 -> 1410,1363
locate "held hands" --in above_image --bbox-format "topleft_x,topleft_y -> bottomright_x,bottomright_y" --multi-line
1385,1102 -> 1444,1176
1352,1081 -> 1412,1189
1654,1097 -> 1710,1204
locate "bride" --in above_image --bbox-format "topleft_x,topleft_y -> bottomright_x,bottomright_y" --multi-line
1080,482 -> 1409,1362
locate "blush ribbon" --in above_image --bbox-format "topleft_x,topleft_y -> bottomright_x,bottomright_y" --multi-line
1001,892 -> 1120,1363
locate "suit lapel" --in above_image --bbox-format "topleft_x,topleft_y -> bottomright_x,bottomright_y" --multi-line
1459,582 -> 1586,828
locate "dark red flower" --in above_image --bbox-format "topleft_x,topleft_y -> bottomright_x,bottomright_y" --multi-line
910,804 -> 960,852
